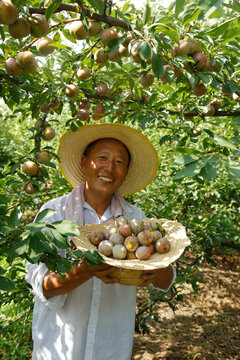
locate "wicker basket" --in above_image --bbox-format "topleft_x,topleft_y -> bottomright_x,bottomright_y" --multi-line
72,218 -> 190,286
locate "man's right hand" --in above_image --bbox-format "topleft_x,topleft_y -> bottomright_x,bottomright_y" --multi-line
43,261 -> 119,298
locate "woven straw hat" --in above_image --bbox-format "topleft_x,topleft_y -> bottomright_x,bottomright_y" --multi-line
58,123 -> 159,195
72,218 -> 190,286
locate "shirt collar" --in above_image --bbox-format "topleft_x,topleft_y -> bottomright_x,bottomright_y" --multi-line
83,201 -> 115,222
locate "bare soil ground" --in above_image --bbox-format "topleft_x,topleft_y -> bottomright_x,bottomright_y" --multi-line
132,253 -> 240,360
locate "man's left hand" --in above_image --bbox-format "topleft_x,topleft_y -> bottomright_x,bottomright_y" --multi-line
139,265 -> 174,289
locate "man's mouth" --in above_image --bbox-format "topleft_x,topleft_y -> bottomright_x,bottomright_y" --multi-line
98,176 -> 114,183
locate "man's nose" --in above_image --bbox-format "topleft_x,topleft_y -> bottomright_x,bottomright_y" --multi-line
104,159 -> 114,171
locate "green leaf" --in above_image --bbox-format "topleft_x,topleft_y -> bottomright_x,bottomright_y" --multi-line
14,239 -> 28,255
174,157 -> 208,180
50,229 -> 69,249
173,147 -> 202,155
182,1 -> 201,25
29,237 -> 45,256
83,250 -> 104,265
34,208 -> 56,223
0,225 -> 13,235
42,67 -> 55,82
0,25 -> 5,41
175,0 -> 186,17
232,118 -> 240,125
87,0 -> 104,13
230,0 -> 240,12
52,220 -> 80,236
0,267 -> 5,276
9,84 -> 20,103
62,29 -> 77,43
159,135 -> 172,145
154,24 -> 180,43
27,222 -> 46,234
143,1 -> 151,25
42,161 -> 56,169
230,137 -> 240,145
152,52 -> 163,79
105,37 -> 123,53
200,162 -> 219,180
33,233 -> 57,254
203,0 -> 225,19
228,161 -> 240,179
56,258 -> 72,274
0,276 -> 15,291
45,0 -> 62,20
204,18 -> 237,38
28,241 -> 44,262
174,154 -> 199,166
140,41 -> 152,60
213,135 -> 238,150
9,207 -> 22,227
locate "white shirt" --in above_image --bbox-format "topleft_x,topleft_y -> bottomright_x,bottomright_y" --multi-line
26,194 -> 176,360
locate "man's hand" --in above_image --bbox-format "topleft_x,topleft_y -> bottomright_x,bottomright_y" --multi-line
139,265 -> 174,289
81,261 -> 119,284
139,270 -> 156,287
43,261 -> 119,298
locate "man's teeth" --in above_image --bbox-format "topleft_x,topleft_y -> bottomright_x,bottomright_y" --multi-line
99,176 -> 113,182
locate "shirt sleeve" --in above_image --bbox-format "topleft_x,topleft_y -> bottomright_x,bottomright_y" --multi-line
25,196 -> 69,309
25,261 -> 68,310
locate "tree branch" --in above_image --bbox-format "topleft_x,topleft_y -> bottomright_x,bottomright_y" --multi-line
28,3 -> 79,15
91,13 -> 130,29
28,3 -> 130,30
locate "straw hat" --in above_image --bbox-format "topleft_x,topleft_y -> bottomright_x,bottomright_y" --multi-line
58,123 -> 159,195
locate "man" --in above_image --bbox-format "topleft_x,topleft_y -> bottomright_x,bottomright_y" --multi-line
26,123 -> 176,360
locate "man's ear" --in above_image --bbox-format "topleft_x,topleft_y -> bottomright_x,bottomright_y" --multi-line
81,155 -> 86,172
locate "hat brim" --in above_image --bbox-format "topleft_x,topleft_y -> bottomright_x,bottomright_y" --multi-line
57,123 -> 159,196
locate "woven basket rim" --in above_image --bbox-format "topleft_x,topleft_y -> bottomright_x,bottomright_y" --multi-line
72,218 -> 190,270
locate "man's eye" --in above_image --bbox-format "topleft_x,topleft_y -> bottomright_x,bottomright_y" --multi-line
116,160 -> 124,165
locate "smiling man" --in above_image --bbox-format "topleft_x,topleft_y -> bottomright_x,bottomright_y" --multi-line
81,138 -> 130,217
26,123 -> 176,360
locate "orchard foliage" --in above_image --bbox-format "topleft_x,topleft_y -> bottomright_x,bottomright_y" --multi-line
0,0 -> 239,186
0,0 -> 240,333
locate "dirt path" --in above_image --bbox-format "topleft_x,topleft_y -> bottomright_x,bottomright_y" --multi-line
132,254 -> 240,360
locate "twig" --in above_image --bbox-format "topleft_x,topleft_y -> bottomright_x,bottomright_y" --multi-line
75,0 -> 90,17
0,307 -> 33,335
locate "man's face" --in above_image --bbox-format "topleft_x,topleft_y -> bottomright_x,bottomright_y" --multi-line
81,138 -> 129,197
